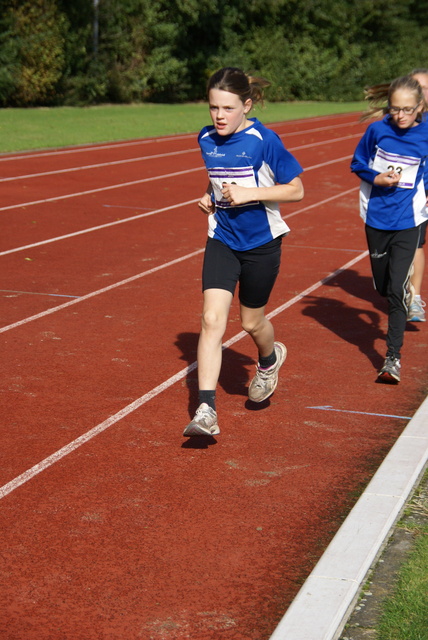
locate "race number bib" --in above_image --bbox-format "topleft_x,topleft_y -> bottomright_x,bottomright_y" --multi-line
372,147 -> 421,189
208,166 -> 258,208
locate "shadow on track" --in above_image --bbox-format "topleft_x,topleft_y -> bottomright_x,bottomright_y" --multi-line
301,269 -> 387,370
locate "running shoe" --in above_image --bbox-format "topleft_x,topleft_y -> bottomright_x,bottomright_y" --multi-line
248,341 -> 287,403
407,298 -> 426,322
183,403 -> 220,436
377,355 -> 401,384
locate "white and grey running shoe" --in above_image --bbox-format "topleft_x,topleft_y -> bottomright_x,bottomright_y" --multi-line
378,356 -> 401,384
183,403 -> 220,436
407,298 -> 426,322
248,341 -> 287,403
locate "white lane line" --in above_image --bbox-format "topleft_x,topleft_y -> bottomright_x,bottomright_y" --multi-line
1,134 -> 360,183
0,153 -> 353,213
0,113 -> 361,162
0,167 -> 205,212
279,121 -> 363,137
0,134 -> 198,161
0,248 -> 205,334
0,198 -> 199,256
287,245 -> 362,253
285,134 -> 360,152
283,186 -> 358,222
0,148 -> 200,182
0,187 -> 358,257
0,249 -> 369,500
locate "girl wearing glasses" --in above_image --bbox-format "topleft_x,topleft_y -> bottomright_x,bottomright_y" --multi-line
351,75 -> 428,383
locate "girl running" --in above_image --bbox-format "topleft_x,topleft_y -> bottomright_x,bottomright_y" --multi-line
351,75 -> 428,383
183,67 -> 304,436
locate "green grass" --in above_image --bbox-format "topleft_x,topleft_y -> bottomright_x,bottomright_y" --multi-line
377,535 -> 428,640
0,101 -> 365,153
376,480 -> 428,640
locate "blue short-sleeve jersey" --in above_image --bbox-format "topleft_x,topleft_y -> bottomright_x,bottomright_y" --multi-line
350,115 -> 428,230
198,118 -> 303,250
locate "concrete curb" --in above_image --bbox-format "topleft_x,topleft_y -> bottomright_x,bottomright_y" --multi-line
269,394 -> 428,640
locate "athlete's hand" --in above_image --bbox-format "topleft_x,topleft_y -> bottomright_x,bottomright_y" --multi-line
198,192 -> 215,215
374,171 -> 401,187
221,182 -> 252,206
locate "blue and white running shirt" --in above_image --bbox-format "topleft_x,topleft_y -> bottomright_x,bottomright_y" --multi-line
198,118 -> 303,250
351,115 -> 428,230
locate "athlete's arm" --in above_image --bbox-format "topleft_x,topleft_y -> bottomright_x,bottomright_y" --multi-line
198,183 -> 215,214
221,176 -> 304,206
350,126 -> 380,184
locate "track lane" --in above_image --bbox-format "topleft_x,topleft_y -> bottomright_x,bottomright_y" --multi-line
0,115 -> 366,210
1,112 -> 426,640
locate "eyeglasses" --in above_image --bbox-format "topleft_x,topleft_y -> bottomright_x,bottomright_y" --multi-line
389,103 -> 421,115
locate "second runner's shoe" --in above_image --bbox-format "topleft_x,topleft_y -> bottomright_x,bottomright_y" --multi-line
407,298 -> 426,322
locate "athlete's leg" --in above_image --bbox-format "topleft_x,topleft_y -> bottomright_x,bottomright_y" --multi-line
410,221 -> 426,296
197,288 -> 233,390
386,227 -> 419,358
365,225 -> 391,297
411,247 -> 425,295
240,304 -> 274,356
241,303 -> 288,402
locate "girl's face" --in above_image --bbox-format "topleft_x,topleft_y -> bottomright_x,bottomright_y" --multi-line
208,88 -> 252,136
389,88 -> 423,129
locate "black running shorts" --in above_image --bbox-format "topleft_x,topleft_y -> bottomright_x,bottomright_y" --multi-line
202,236 -> 282,309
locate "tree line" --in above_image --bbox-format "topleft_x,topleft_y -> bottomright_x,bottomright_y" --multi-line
1,0 -> 427,108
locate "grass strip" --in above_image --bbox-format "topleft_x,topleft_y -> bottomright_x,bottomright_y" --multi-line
376,480 -> 428,640
0,101 -> 365,153
377,533 -> 428,640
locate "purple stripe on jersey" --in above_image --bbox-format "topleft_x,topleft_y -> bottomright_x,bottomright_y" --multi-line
209,167 -> 252,172
209,167 -> 254,177
376,148 -> 420,166
210,172 -> 254,179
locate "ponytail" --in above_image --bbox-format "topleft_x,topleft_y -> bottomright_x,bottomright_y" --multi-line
207,67 -> 270,106
361,75 -> 425,122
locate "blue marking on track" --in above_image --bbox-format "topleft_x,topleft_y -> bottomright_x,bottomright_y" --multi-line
307,405 -> 412,420
0,290 -> 80,299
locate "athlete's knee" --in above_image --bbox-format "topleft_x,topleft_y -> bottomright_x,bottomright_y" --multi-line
201,307 -> 227,333
241,314 -> 265,335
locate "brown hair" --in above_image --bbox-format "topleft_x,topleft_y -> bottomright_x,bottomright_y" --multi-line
207,67 -> 270,106
361,75 -> 425,121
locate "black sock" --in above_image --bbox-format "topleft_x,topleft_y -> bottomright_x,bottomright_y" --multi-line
258,349 -> 277,369
199,390 -> 216,411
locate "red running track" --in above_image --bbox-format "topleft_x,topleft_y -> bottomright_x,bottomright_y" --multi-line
1,113 -> 426,640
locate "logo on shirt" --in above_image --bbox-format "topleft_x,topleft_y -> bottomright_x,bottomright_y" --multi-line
207,146 -> 225,158
236,150 -> 252,159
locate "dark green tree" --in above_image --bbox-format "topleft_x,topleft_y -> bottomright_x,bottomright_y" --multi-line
1,0 -> 67,106
1,0 -> 428,106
